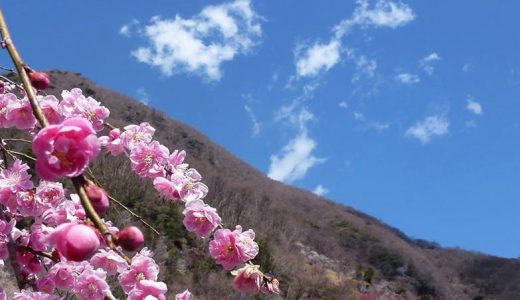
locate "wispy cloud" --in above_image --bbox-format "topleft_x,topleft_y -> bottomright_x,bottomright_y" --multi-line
405,114 -> 449,144
313,184 -> 329,197
334,0 -> 416,38
462,63 -> 473,73
244,104 -> 261,136
466,96 -> 483,115
338,101 -> 348,109
420,52 -> 441,75
353,112 -> 390,132
295,40 -> 342,78
268,131 -> 325,183
268,108 -> 325,183
126,0 -> 262,81
136,87 -> 151,105
119,19 -> 140,37
294,0 -> 415,79
352,55 -> 377,82
395,72 -> 420,84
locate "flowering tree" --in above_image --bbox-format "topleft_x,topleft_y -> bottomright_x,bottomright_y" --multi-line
0,9 -> 279,300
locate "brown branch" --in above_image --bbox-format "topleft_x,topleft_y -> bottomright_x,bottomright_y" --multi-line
0,9 -> 48,128
0,207 -> 25,289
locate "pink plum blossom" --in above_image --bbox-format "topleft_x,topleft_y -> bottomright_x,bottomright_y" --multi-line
32,117 -> 100,181
153,174 -> 182,200
153,168 -> 208,202
163,150 -> 187,174
39,95 -> 64,125
99,128 -> 124,155
231,264 -> 263,293
0,93 -> 17,127
36,276 -> 56,294
45,261 -> 85,290
6,97 -> 36,130
36,181 -> 66,207
120,122 -> 155,150
179,169 -> 208,202
182,200 -> 221,238
0,159 -> 33,192
29,224 -> 54,252
127,280 -> 167,300
72,267 -> 113,300
175,289 -> 194,300
90,249 -> 129,275
59,88 -> 109,131
209,226 -> 259,270
17,190 -> 47,217
129,141 -> 169,178
118,248 -> 160,292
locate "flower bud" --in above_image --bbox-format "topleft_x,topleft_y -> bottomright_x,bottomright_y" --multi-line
117,226 -> 144,252
29,71 -> 51,90
85,183 -> 110,215
56,224 -> 100,261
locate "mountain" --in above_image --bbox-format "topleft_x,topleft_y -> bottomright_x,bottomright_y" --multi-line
2,70 -> 520,299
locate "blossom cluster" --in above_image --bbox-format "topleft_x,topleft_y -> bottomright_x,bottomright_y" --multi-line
0,82 -> 279,298
99,120 -> 279,294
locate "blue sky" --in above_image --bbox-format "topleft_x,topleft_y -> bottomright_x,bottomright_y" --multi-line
3,1 -> 520,258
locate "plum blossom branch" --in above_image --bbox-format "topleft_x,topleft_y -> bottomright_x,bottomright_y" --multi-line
0,8 -> 130,265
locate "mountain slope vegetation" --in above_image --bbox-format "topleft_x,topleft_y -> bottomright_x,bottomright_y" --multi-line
1,70 -> 519,299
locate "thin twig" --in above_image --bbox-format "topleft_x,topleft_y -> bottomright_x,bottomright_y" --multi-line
87,169 -> 161,236
108,195 -> 161,236
6,149 -> 35,161
2,138 -> 32,144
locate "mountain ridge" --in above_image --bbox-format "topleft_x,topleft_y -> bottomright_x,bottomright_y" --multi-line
1,70 -> 519,299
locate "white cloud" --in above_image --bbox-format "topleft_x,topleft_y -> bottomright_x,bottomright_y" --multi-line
353,111 -> 390,132
295,40 -> 342,78
269,107 -> 324,183
295,0 -> 414,79
136,88 -> 150,105
420,52 -> 441,75
313,184 -> 329,197
405,114 -> 449,144
334,0 -> 416,38
338,101 -> 348,109
352,55 -> 377,82
244,104 -> 261,136
354,112 -> 364,120
268,131 -> 325,183
466,97 -> 483,115
395,72 -> 420,84
119,19 -> 140,37
128,0 -> 262,80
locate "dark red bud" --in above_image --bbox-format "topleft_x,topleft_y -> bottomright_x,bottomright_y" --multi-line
117,226 -> 144,252
85,183 -> 110,215
28,71 -> 51,90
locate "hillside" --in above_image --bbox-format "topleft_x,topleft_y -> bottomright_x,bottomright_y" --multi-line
2,70 -> 520,299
